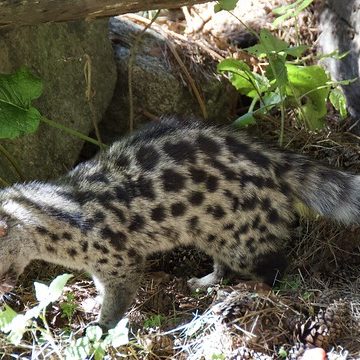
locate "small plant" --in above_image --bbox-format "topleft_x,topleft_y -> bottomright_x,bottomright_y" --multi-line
60,291 -> 79,324
0,273 -> 73,345
215,0 -> 351,145
143,314 -> 166,329
65,319 -> 129,360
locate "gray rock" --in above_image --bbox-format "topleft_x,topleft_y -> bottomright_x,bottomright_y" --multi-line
0,19 -> 116,183
104,16 -> 236,142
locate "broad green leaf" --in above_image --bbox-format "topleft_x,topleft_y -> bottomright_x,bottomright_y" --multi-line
0,67 -> 43,138
86,325 -> 103,342
286,64 -> 330,129
329,88 -> 348,118
217,58 -> 251,73
7,314 -> 29,345
0,305 -> 17,332
48,273 -> 73,302
246,30 -> 288,57
317,50 -> 350,61
285,45 -> 309,58
93,346 -> 106,360
267,53 -> 288,89
233,112 -> 257,127
34,282 -> 50,303
65,337 -> 91,360
262,92 -> 282,107
214,0 -> 238,12
107,318 -> 129,347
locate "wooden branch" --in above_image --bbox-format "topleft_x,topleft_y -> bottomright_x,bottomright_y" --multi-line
0,0 -> 210,27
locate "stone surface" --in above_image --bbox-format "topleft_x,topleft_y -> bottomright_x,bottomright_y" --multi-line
0,19 -> 116,183
103,16 -> 237,142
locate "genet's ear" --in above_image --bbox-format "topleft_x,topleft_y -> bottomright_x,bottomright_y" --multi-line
0,220 -> 8,237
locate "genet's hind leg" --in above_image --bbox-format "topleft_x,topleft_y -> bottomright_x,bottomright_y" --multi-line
252,250 -> 288,286
187,261 -> 230,290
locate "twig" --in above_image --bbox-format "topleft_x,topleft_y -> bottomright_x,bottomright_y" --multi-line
128,10 -> 161,132
41,117 -> 103,147
83,54 -> 104,149
0,144 -> 24,181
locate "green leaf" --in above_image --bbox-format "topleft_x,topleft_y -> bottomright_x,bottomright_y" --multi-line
233,112 -> 257,127
34,282 -> 50,303
217,58 -> 251,73
214,0 -> 238,12
106,318 -> 129,348
285,45 -> 309,58
0,67 -> 43,138
267,53 -> 288,89
86,325 -> 103,342
7,314 -> 29,345
329,88 -> 348,118
246,30 -> 289,57
0,305 -> 18,332
48,273 -> 73,302
286,64 -> 330,129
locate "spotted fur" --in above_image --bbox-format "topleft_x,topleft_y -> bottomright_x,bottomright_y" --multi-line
0,118 -> 359,329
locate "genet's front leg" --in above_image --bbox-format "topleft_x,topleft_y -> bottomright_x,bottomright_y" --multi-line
94,261 -> 145,330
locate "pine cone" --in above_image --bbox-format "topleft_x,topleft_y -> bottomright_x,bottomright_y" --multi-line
293,300 -> 347,348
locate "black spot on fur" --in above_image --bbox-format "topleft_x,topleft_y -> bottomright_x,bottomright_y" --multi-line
123,177 -> 156,201
97,191 -> 116,205
267,209 -> 280,223
189,167 -> 207,183
46,245 -> 56,253
188,191 -> 204,206
136,145 -> 160,171
104,203 -> 126,223
245,237 -> 256,252
207,234 -> 216,242
252,215 -> 261,229
225,135 -> 271,169
164,140 -> 196,163
128,214 -> 145,232
98,258 -> 108,264
74,190 -> 96,205
223,223 -> 234,230
115,154 -> 130,168
114,186 -> 131,205
63,232 -> 72,241
261,198 -> 271,210
86,173 -> 109,184
151,205 -> 166,222
219,239 -> 227,247
36,226 -> 48,235
197,134 -> 220,156
242,196 -> 258,210
171,202 -> 187,217
110,270 -> 119,276
209,204 -> 226,219
206,175 -> 219,192
127,248 -> 142,263
50,233 -> 60,242
101,226 -> 127,251
67,248 -> 78,258
162,169 -> 186,192
210,159 -> 238,180
188,216 -> 200,234
81,240 -> 89,253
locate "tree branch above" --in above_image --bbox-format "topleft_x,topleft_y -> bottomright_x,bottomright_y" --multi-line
0,0 -> 210,27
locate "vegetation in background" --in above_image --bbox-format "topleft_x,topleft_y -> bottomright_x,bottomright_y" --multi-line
216,0 -> 350,145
